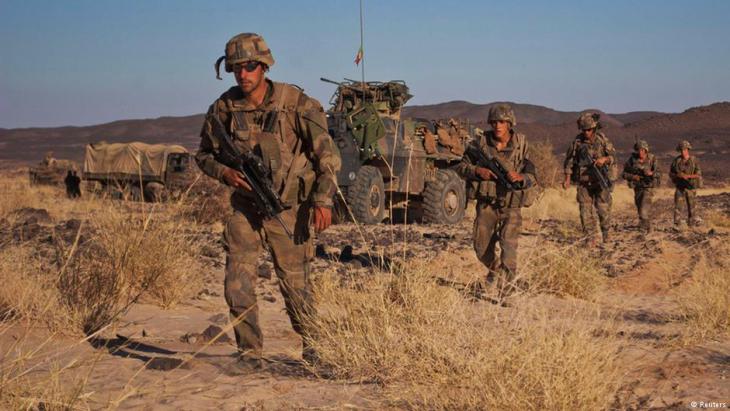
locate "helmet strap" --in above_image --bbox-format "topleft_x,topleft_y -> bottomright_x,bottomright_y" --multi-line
214,56 -> 226,80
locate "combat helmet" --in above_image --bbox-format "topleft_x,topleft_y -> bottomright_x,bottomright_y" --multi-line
215,33 -> 275,80
634,139 -> 650,152
577,112 -> 601,130
676,140 -> 692,151
488,104 -> 516,126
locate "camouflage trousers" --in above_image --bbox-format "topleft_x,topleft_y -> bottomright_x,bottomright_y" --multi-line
673,188 -> 697,226
576,184 -> 612,239
633,187 -> 654,232
473,201 -> 522,282
223,193 -> 315,358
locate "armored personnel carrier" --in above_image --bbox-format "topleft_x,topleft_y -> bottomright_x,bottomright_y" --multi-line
322,78 -> 472,225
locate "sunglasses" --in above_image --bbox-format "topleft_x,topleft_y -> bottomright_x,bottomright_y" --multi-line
232,61 -> 261,73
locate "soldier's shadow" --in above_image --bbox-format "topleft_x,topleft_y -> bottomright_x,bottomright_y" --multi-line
315,244 -> 393,271
89,336 -> 190,371
89,336 -> 319,377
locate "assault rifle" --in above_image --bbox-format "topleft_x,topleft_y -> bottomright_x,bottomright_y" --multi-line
208,114 -> 293,239
465,145 -> 528,190
577,145 -> 612,190
675,174 -> 698,190
627,164 -> 657,187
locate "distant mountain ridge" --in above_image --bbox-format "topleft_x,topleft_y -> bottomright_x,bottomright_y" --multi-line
1,101 -> 728,181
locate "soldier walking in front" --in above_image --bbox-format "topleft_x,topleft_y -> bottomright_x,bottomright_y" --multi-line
454,104 -> 538,299
562,113 -> 616,244
195,33 -> 341,370
670,140 -> 702,230
622,140 -> 660,234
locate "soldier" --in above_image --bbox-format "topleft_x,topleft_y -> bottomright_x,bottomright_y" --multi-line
622,140 -> 660,233
195,33 -> 341,369
64,170 -> 82,198
562,112 -> 616,244
454,104 -> 537,299
670,140 -> 702,229
42,151 -> 57,167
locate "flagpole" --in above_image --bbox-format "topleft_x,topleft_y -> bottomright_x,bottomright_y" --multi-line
359,0 -> 366,99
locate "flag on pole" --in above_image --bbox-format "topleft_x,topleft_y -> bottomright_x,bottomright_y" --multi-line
354,46 -> 363,66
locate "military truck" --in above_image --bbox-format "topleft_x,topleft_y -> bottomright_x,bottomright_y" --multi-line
322,78 -> 471,225
83,142 -> 194,201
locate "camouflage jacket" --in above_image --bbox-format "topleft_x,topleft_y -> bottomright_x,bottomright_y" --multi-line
563,132 -> 617,183
454,130 -> 537,208
670,155 -> 702,190
196,80 -> 341,207
622,153 -> 660,189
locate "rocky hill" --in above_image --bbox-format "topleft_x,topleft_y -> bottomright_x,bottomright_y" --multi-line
1,101 -> 728,181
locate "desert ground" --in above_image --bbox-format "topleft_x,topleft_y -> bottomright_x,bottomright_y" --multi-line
1,170 -> 728,410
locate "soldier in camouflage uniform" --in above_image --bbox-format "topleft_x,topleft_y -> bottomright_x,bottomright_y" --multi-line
622,140 -> 660,233
455,104 -> 537,298
562,113 -> 616,243
196,33 -> 341,368
670,140 -> 702,229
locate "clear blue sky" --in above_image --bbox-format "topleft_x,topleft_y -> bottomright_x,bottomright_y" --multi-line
1,0 -> 729,128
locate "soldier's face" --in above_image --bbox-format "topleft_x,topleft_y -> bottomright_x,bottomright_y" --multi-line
582,128 -> 596,139
234,61 -> 266,94
638,148 -> 647,159
490,120 -> 511,139
681,148 -> 690,159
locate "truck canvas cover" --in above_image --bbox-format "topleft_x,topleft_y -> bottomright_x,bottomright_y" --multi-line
83,142 -> 188,182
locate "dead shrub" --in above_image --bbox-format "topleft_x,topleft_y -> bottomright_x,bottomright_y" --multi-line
307,263 -> 622,410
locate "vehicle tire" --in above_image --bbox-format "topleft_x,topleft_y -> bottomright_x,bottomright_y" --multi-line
144,182 -> 165,202
422,169 -> 466,224
346,165 -> 385,224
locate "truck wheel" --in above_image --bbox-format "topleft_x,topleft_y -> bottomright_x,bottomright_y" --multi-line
346,165 -> 385,224
144,182 -> 165,202
422,169 -> 466,224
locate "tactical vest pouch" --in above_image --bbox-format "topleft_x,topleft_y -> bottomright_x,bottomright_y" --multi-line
233,130 -> 250,141
280,152 -> 314,206
509,184 -> 539,208
466,180 -> 479,200
477,180 -> 498,200
257,133 -> 284,190
297,169 -> 317,203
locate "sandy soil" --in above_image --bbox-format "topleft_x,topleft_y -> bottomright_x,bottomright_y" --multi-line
2,190 -> 729,410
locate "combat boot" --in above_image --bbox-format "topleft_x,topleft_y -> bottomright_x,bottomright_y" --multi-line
224,355 -> 266,376
690,216 -> 703,227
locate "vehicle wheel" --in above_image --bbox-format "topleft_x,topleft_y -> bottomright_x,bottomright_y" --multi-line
422,169 -> 466,224
144,182 -> 165,202
346,165 -> 385,224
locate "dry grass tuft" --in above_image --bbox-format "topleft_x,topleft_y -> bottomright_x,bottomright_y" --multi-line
0,318 -> 96,410
704,209 -> 730,230
57,206 -> 201,334
522,242 -> 607,300
1,191 -> 201,335
674,244 -> 730,341
307,263 -> 622,410
0,248 -> 70,330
